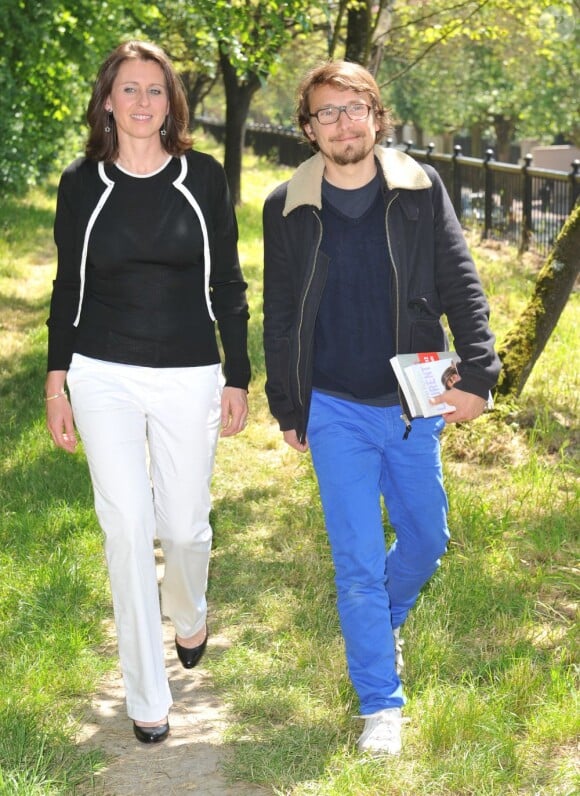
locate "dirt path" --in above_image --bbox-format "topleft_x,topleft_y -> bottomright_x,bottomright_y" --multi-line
75,553 -> 270,795
75,625 -> 269,796
75,624 -> 270,796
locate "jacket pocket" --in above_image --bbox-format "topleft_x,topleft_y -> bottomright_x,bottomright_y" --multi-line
408,291 -> 441,318
398,193 -> 420,221
408,291 -> 445,350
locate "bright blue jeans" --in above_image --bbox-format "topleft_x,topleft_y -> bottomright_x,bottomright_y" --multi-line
307,390 -> 450,714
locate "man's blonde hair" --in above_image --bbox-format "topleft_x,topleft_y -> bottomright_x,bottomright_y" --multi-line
296,61 -> 391,151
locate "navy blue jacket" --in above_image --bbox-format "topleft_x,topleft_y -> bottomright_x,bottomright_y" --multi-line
262,146 -> 501,441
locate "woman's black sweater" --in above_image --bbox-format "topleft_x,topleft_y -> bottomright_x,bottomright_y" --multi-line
47,150 -> 250,389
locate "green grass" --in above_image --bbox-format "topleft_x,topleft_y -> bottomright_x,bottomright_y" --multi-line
0,136 -> 578,794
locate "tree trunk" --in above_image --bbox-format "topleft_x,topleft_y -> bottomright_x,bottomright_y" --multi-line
492,113 -> 515,162
367,1 -> 391,76
181,71 -> 217,125
414,123 -> 424,149
345,1 -> 370,65
495,204 -> 580,399
219,48 -> 261,205
470,123 -> 483,158
344,0 -> 389,74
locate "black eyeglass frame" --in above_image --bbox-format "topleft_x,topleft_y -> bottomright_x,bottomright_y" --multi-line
309,103 -> 373,125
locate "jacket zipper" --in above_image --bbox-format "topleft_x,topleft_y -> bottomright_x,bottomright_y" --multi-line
296,208 -> 323,408
385,191 -> 412,439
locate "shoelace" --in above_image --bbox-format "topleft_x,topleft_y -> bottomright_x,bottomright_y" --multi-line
355,712 -> 411,725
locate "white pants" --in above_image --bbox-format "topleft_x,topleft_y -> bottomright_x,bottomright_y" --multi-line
67,354 -> 223,722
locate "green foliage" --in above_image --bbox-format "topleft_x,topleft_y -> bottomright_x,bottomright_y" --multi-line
1,1 -> 81,190
380,0 -> 579,148
0,1 -> 161,193
213,0 -> 312,81
133,0 -> 312,88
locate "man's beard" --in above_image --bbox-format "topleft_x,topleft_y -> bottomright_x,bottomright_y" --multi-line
327,136 -> 374,166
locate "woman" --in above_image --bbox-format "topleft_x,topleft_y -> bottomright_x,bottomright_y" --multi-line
45,40 -> 250,744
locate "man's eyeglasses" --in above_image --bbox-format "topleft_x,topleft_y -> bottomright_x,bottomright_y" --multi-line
309,103 -> 372,125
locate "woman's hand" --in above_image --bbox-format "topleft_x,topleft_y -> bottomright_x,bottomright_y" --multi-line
45,371 -> 77,453
220,386 -> 248,437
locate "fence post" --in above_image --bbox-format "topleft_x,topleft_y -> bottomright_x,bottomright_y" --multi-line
483,148 -> 494,240
426,142 -> 435,166
569,159 -> 580,212
452,144 -> 462,220
405,140 -> 413,153
520,153 -> 533,253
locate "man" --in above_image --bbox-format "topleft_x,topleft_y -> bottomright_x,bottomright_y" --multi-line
262,61 -> 501,756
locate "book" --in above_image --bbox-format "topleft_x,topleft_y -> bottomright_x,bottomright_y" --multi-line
389,351 -> 461,418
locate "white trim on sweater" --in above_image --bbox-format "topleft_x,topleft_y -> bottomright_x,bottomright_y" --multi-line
73,162 -> 115,326
173,154 -> 215,321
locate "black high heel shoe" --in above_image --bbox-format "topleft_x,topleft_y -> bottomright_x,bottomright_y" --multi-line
132,720 -> 170,744
175,629 -> 208,669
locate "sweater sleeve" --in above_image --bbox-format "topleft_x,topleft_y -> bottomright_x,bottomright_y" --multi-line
206,158 -> 251,390
46,161 -> 83,372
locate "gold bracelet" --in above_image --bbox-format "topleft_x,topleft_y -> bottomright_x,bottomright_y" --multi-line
45,392 -> 67,402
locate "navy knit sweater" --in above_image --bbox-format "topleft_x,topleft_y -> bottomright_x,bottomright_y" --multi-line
312,177 -> 398,402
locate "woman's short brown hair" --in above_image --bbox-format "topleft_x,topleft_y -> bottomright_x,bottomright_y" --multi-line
86,40 -> 192,162
296,61 -> 391,151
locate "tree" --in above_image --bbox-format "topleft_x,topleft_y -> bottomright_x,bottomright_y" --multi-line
219,48 -> 262,206
342,0 -> 392,74
450,1 -> 579,159
0,0 -> 86,191
212,0 -> 311,204
0,0 -> 158,192
378,0 -> 579,158
495,204 -> 580,398
134,1 -> 220,119
143,0 -> 312,204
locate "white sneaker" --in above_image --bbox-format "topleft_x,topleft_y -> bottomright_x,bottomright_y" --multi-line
357,707 -> 403,755
394,627 -> 404,676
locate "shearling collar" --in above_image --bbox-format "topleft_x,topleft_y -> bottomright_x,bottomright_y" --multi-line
282,145 -> 432,217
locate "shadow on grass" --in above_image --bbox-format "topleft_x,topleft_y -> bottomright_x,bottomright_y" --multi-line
0,192 -> 56,263
0,292 -> 50,337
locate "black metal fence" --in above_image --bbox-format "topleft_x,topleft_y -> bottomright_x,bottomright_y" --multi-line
196,117 -> 580,257
411,144 -> 579,256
